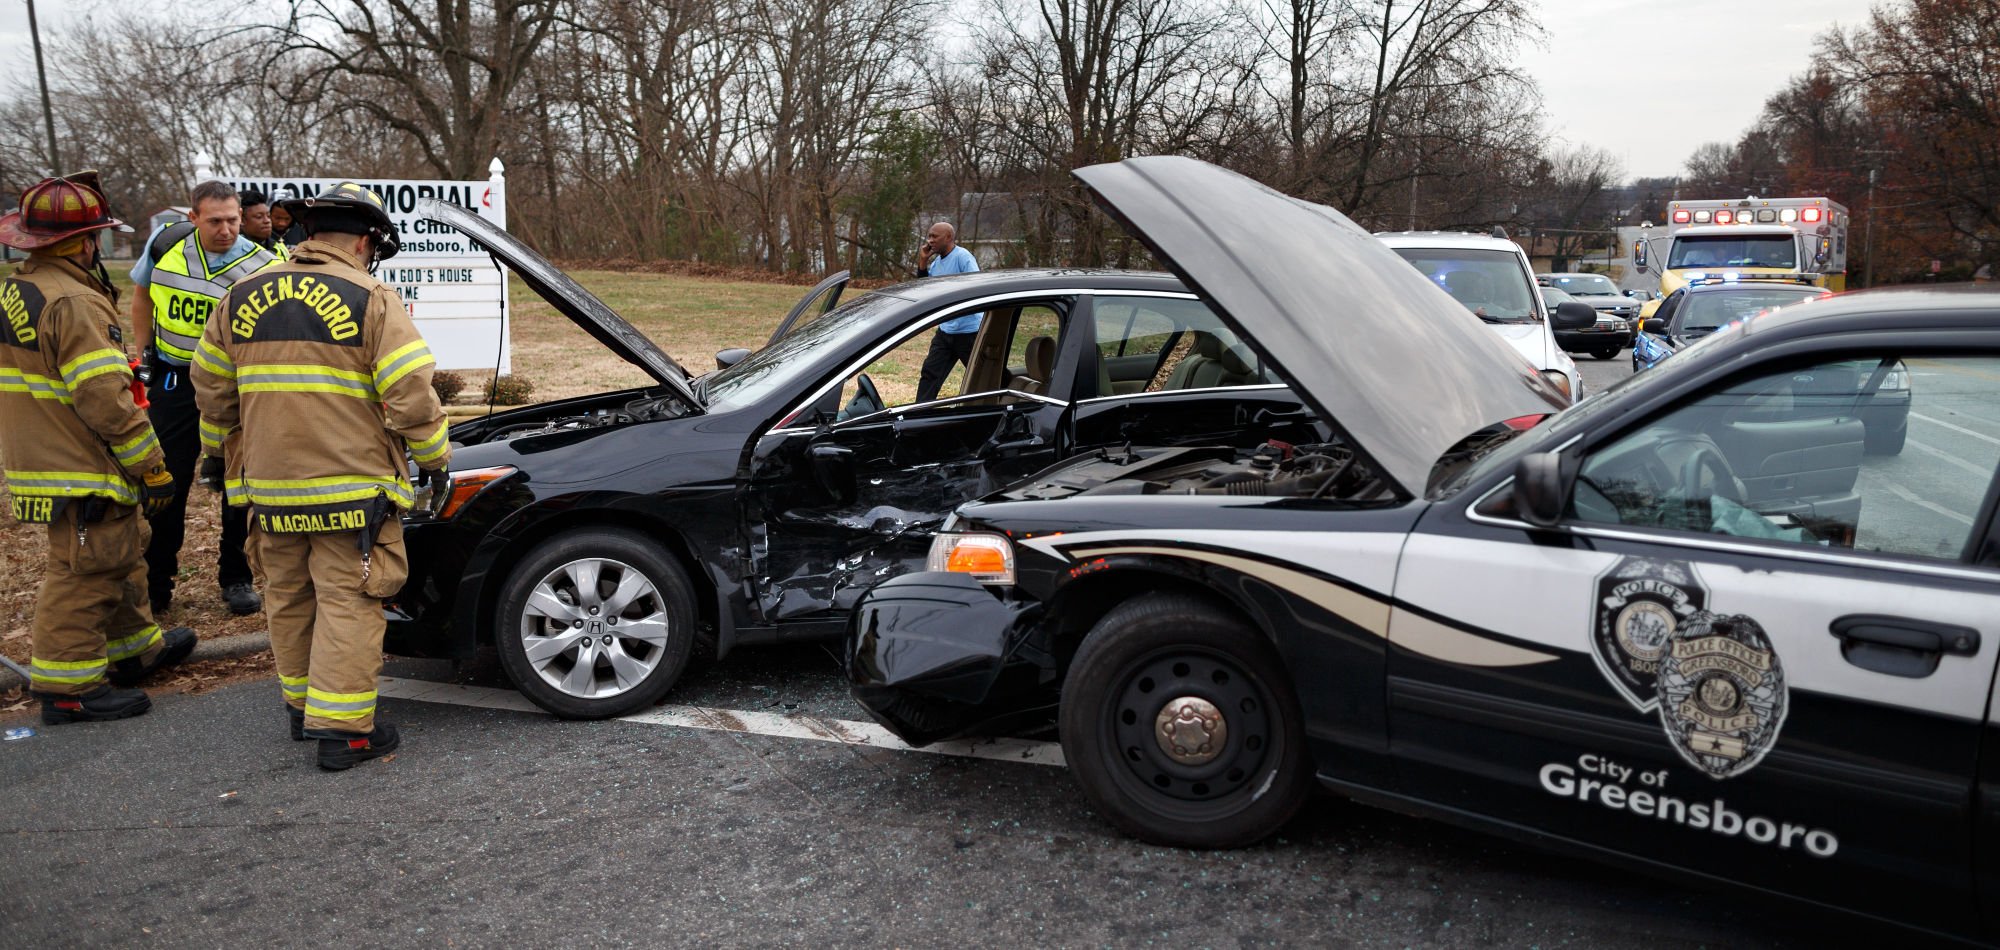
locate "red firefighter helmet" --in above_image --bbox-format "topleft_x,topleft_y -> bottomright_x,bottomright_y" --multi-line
0,171 -> 133,250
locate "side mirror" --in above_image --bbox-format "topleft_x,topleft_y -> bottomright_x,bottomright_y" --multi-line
1814,238 -> 1831,266
1632,239 -> 1649,273
715,347 -> 751,370
1554,300 -> 1597,330
1513,452 -> 1568,528
808,442 -> 858,504
1640,317 -> 1666,335
1622,289 -> 1639,299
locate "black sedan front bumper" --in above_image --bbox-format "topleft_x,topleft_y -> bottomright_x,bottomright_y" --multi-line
1555,317 -> 1634,352
846,572 -> 1060,746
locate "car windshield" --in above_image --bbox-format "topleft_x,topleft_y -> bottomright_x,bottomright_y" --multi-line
1548,274 -> 1617,296
1539,286 -> 1574,306
1390,247 -> 1538,323
1667,234 -> 1797,269
1680,287 -> 1823,331
701,290 -> 905,411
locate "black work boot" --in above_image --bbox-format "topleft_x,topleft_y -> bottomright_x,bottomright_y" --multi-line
108,627 -> 198,688
38,684 -> 152,725
315,723 -> 401,770
286,705 -> 308,741
222,583 -> 262,616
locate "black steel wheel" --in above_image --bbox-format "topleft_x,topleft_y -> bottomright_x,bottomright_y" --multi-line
1592,346 -> 1622,360
1059,592 -> 1310,849
494,527 -> 696,719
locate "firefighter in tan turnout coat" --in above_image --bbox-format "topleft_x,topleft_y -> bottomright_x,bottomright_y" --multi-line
192,182 -> 450,770
0,172 -> 198,724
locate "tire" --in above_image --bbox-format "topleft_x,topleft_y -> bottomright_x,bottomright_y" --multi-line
1592,347 -> 1621,360
494,527 -> 697,719
1059,592 -> 1311,849
1865,421 -> 1907,456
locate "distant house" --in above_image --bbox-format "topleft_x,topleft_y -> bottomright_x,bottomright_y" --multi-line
925,193 -> 1040,268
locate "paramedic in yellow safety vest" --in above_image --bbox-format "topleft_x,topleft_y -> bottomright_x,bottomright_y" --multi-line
192,181 -> 451,771
0,171 -> 199,725
129,181 -> 280,619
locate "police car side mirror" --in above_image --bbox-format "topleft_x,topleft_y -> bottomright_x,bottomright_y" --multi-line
1640,317 -> 1666,335
1513,452 -> 1569,528
1554,301 -> 1597,330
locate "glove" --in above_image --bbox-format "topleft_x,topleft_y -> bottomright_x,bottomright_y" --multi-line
141,465 -> 175,518
197,455 -> 225,491
415,463 -> 450,517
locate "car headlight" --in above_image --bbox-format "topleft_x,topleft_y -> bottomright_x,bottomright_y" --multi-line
1539,369 -> 1573,403
418,464 -> 516,520
927,532 -> 1015,585
1881,361 -> 1909,391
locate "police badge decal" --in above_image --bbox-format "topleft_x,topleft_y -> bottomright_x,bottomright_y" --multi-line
1592,557 -> 1707,712
1656,612 -> 1788,780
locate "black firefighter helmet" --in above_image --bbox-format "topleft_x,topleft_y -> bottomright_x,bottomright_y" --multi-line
279,182 -> 401,265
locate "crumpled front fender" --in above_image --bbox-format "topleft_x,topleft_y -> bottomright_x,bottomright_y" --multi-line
845,571 -> 1053,746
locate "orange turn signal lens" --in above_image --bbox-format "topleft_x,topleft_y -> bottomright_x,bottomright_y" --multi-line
926,533 -> 1015,585
435,465 -> 516,520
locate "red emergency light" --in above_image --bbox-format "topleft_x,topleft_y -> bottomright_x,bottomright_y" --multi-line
1714,210 -> 1733,224
1672,210 -> 1691,224
1801,208 -> 1822,223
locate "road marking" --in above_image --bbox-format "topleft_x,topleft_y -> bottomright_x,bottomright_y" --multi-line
1875,478 -> 1976,526
1907,438 -> 1993,478
1911,412 -> 2000,448
376,676 -> 1067,767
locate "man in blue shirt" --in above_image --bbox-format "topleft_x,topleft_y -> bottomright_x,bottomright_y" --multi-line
914,221 -> 980,403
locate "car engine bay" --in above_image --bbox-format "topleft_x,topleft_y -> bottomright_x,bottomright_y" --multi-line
472,392 -> 693,444
1002,441 -> 1391,502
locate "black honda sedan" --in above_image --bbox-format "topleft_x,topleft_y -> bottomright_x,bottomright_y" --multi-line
848,157 -> 2000,943
390,203 -> 1319,718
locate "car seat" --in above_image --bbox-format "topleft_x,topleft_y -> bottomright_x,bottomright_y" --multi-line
1165,333 -> 1259,390
1015,335 -> 1055,394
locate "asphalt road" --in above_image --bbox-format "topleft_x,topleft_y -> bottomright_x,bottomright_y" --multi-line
0,351 -> 1938,947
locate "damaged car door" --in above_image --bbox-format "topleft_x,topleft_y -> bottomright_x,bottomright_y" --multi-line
744,296 -> 1075,629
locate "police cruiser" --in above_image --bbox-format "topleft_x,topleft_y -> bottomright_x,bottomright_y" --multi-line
846,156 -> 2000,942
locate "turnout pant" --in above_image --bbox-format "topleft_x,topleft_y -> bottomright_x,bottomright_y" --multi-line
914,329 -> 979,404
145,367 -> 251,600
253,518 -> 407,735
29,503 -> 168,696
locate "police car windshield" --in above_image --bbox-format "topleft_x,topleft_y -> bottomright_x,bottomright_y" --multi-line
701,291 -> 903,412
1681,287 -> 1822,331
1667,235 -> 1796,270
1548,274 -> 1617,296
1389,248 -> 1538,323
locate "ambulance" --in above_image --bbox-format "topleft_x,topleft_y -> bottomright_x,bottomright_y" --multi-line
1632,196 -> 1850,319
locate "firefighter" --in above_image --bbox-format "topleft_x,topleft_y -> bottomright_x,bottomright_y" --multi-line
131,180 -> 281,618
192,182 -> 450,770
0,172 -> 198,723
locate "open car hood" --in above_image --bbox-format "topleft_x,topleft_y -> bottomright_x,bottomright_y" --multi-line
418,201 -> 700,410
1074,157 -> 1565,497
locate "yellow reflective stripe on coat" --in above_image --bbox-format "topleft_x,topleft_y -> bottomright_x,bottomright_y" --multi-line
239,475 -> 412,508
199,417 -> 230,452
112,429 -> 161,466
58,348 -> 130,388
194,338 -> 236,380
373,340 -> 434,392
7,469 -> 139,503
0,366 -> 73,403
408,420 -> 450,465
237,364 -> 377,399
305,686 -> 375,720
104,625 -> 162,662
29,655 -> 107,685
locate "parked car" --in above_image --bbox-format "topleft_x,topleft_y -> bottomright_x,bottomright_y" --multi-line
388,201 -> 1325,718
1537,271 -> 1638,359
848,156 -> 2000,944
1377,231 -> 1593,402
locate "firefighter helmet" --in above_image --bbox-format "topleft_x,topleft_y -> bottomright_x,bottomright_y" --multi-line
0,171 -> 133,251
278,182 -> 400,263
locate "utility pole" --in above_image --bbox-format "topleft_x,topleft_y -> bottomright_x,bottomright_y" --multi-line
27,0 -> 60,175
1862,168 -> 1877,288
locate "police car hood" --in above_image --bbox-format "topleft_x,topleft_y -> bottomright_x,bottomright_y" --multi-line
1074,157 -> 1565,497
418,201 -> 699,409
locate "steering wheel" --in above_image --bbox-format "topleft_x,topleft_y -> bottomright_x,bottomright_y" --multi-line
1678,443 -> 1740,527
840,372 -> 885,421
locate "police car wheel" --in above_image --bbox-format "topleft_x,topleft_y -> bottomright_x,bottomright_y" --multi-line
1060,592 -> 1310,849
1864,421 -> 1907,456
1592,347 -> 1621,360
494,527 -> 697,719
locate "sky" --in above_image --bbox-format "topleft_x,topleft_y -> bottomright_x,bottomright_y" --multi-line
2,0 -> 1886,185
1528,0 -> 1879,180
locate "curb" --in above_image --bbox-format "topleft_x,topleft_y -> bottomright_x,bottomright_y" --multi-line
0,631 -> 271,692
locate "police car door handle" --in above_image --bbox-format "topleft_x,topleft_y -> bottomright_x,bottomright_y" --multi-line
1829,614 -> 1981,678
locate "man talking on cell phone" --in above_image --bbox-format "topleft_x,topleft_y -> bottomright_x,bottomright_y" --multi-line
913,221 -> 980,404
